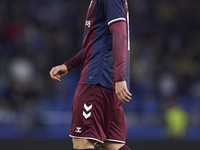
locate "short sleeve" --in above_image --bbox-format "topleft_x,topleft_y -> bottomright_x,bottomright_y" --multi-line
101,0 -> 126,25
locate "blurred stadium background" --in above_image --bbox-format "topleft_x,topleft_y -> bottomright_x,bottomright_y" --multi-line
0,0 -> 200,149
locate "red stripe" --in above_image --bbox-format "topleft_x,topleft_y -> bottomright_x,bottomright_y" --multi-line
79,0 -> 96,84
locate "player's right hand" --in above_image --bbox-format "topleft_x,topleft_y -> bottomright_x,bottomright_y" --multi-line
49,64 -> 68,82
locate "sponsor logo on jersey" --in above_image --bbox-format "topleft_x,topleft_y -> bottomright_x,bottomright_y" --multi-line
83,103 -> 93,119
85,20 -> 91,28
75,127 -> 82,133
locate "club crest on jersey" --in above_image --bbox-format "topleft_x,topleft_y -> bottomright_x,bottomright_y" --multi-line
85,20 -> 91,28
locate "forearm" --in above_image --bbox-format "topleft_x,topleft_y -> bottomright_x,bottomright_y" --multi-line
109,21 -> 127,82
64,49 -> 83,71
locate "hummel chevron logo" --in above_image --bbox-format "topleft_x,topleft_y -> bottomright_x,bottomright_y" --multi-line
83,111 -> 91,119
84,103 -> 93,111
83,103 -> 93,119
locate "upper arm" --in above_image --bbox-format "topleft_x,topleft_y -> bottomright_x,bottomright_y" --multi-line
109,21 -> 127,36
99,0 -> 126,26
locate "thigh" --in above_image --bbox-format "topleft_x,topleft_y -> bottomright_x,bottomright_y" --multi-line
96,86 -> 127,144
70,84 -> 107,143
72,137 -> 95,149
105,96 -> 127,144
70,84 -> 127,145
99,141 -> 124,150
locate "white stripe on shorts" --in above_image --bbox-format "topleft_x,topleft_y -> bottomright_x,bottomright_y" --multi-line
105,139 -> 126,144
69,135 -> 104,143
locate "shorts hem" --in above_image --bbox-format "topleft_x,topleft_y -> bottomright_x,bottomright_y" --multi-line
69,134 -> 104,143
105,139 -> 126,144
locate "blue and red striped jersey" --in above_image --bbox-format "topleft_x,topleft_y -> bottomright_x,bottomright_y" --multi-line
66,0 -> 130,90
78,0 -> 130,89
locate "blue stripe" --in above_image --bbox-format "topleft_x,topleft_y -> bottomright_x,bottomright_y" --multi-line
85,2 -> 110,86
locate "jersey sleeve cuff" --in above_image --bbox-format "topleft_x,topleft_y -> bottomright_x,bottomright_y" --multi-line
108,18 -> 126,26
114,76 -> 125,82
63,61 -> 73,71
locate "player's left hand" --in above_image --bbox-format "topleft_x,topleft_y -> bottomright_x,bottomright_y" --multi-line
115,81 -> 132,103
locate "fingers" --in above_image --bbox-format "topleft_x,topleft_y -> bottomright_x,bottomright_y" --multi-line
121,89 -> 131,102
52,68 -> 58,76
55,75 -> 61,82
125,88 -> 132,97
116,88 -> 132,104
115,81 -> 132,103
50,67 -> 61,82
